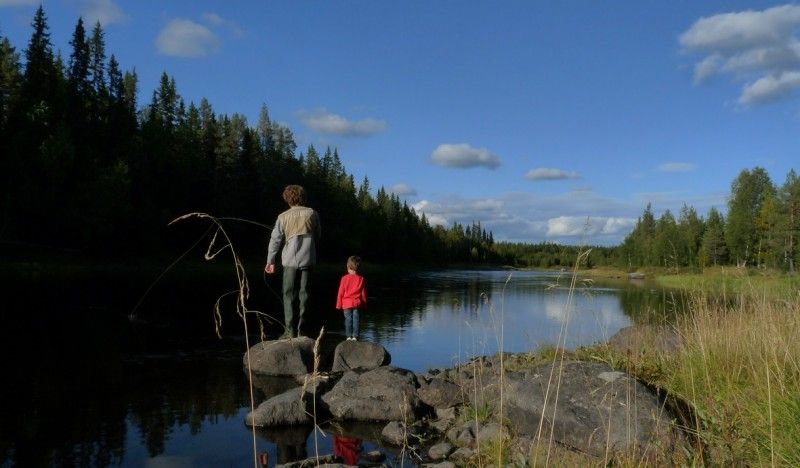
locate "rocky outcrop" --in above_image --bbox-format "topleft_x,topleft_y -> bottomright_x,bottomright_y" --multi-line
331,340 -> 391,372
244,337 -> 316,376
503,360 -> 681,458
245,387 -> 315,427
244,340 -> 687,465
321,366 -> 428,422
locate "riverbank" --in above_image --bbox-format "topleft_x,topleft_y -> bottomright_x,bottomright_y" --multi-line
582,287 -> 800,465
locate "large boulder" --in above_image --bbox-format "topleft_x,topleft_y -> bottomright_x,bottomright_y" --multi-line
321,366 -> 428,422
331,340 -> 391,372
245,387 -> 315,427
503,360 -> 681,458
243,337 -> 315,376
417,377 -> 465,409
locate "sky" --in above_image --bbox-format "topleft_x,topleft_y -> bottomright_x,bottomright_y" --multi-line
2,1 -> 800,245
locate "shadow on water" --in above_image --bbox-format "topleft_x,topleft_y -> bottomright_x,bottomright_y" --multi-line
0,266 -> 687,466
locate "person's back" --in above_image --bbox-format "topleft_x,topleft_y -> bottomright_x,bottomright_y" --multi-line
272,205 -> 320,268
265,185 -> 321,338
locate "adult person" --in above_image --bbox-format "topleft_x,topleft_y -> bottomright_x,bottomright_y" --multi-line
265,185 -> 321,338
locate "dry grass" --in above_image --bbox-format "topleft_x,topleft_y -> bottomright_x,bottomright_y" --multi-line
662,292 -> 800,465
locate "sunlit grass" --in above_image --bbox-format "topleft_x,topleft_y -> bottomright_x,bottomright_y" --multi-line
656,267 -> 800,302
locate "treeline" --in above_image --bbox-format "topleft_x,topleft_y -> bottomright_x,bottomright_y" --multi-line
493,242 -> 615,269
0,7 -> 496,265
619,167 -> 800,272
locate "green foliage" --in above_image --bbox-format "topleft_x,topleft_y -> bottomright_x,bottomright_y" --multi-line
1,8 -> 496,265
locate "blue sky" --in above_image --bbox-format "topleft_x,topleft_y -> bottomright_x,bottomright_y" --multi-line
2,1 -> 799,245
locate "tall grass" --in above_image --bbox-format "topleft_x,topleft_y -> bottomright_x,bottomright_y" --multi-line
660,292 -> 800,465
656,267 -> 800,302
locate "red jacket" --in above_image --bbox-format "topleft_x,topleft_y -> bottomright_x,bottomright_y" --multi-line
336,273 -> 366,309
333,435 -> 361,464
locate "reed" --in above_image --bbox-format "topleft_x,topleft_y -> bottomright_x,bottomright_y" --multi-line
169,212 -> 268,468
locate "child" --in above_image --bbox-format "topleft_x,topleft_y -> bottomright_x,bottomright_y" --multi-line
336,256 -> 367,341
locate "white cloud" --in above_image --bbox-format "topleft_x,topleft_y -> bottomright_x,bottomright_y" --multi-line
156,19 -> 220,58
430,143 -> 501,169
390,183 -> 418,197
680,5 -> 800,105
202,12 -> 245,38
693,54 -> 722,82
525,168 -> 581,181
411,200 -> 448,226
297,108 -> 386,137
0,0 -> 36,6
679,5 -> 800,52
411,191 -> 641,245
81,0 -> 126,26
546,216 -> 636,238
657,162 -> 695,172
739,71 -> 800,105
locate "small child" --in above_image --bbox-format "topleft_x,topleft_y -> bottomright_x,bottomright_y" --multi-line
336,255 -> 367,341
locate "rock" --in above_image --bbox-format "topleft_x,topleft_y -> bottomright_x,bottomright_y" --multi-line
331,340 -> 391,372
380,420 -> 428,446
244,337 -> 316,376
245,387 -> 315,427
251,374 -> 301,400
477,422 -> 508,444
417,378 -> 465,409
321,366 -> 427,422
422,462 -> 455,468
363,450 -> 385,462
435,406 -> 457,421
428,442 -> 453,461
449,447 -> 474,462
446,421 -> 478,448
275,454 -> 337,468
381,421 -> 408,446
429,417 -> 452,433
608,325 -> 682,355
503,360 -> 682,459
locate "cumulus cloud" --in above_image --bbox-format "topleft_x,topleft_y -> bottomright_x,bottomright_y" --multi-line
81,0 -> 126,25
411,191 -> 641,245
297,108 -> 386,137
156,19 -> 220,58
525,168 -> 581,181
739,71 -> 800,104
680,4 -> 800,105
202,12 -> 244,38
390,183 -> 418,197
430,143 -> 501,169
657,162 -> 695,172
545,216 -> 637,238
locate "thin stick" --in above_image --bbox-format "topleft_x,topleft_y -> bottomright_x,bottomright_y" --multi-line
169,212 -> 260,468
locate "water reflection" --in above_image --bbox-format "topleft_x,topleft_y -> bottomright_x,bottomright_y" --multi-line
0,268 -> 684,467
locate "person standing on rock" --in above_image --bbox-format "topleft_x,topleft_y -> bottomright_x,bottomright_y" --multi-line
336,255 -> 367,341
265,185 -> 321,338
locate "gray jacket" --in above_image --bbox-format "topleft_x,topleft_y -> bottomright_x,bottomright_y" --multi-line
267,206 -> 321,268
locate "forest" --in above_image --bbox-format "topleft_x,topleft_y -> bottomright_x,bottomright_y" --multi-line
0,8 -> 496,266
618,167 -> 800,272
2,8 -> 799,272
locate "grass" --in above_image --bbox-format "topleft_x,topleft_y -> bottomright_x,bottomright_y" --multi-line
655,266 -> 800,301
574,284 -> 800,466
661,293 -> 800,465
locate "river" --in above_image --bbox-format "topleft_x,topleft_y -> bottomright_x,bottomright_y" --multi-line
0,266 -> 681,467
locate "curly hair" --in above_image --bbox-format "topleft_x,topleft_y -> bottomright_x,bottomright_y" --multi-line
347,256 -> 361,272
282,185 -> 306,206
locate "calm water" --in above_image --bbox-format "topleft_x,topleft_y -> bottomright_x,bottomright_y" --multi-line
0,267 -> 681,467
